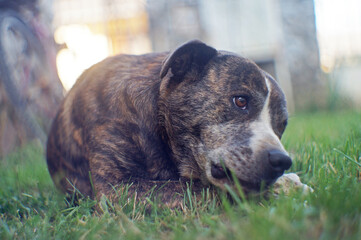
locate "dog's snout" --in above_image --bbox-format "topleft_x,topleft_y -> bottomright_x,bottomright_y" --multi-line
268,150 -> 292,172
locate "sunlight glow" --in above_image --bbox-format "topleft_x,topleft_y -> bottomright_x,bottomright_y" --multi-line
315,0 -> 361,71
54,24 -> 110,91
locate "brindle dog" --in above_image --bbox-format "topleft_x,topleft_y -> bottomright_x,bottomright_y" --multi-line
47,40 -> 292,204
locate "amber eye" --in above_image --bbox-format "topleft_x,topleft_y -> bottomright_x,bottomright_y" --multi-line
233,96 -> 248,109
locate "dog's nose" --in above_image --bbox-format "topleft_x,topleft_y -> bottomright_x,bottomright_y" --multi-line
268,150 -> 292,172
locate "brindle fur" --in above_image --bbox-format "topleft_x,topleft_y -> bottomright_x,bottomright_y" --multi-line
47,40 -> 289,204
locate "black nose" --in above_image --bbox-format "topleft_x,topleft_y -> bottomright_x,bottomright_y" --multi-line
268,150 -> 292,172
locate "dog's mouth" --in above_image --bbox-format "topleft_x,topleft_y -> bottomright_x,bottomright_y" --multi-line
210,163 -> 275,191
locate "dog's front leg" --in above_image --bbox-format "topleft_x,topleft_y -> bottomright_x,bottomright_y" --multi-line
85,121 -> 211,208
93,178 -> 212,209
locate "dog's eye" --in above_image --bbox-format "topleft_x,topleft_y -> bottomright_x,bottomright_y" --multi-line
233,96 -> 248,109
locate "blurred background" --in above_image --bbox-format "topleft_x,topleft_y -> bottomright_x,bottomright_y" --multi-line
0,0 -> 360,156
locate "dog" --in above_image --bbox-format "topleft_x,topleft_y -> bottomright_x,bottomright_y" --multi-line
46,40 -> 292,204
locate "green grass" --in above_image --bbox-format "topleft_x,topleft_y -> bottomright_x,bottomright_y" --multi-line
1,110 -> 361,239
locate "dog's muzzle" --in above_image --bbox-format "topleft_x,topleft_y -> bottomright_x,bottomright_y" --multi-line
210,149 -> 292,190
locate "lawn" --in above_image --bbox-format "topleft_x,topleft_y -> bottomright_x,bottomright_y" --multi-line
1,110 -> 360,239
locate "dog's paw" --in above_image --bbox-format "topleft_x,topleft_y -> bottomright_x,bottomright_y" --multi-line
272,173 -> 313,195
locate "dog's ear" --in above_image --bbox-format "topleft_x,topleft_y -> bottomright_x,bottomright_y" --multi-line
160,40 -> 217,83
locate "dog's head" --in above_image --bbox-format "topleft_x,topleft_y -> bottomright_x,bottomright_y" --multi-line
159,40 -> 291,192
